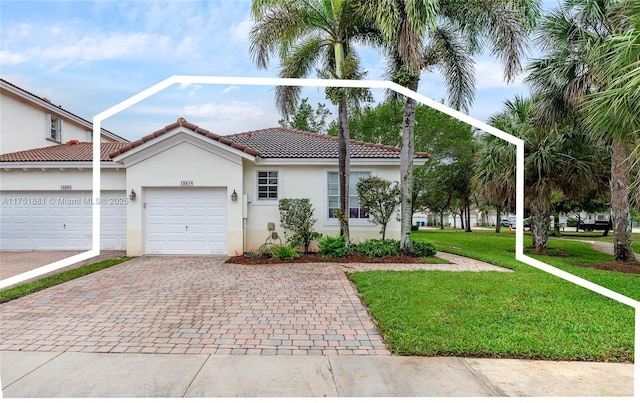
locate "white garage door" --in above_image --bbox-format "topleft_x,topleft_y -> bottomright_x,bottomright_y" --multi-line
144,187 -> 227,255
0,191 -> 127,250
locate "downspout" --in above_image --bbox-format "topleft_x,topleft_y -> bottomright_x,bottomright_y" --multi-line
242,194 -> 248,255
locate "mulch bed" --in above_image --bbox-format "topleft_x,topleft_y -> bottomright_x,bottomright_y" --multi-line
587,262 -> 640,275
225,252 -> 425,265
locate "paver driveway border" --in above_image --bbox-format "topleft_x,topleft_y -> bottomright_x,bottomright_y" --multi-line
0,253 -> 507,356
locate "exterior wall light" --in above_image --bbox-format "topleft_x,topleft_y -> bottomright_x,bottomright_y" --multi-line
129,189 -> 136,201
231,189 -> 238,202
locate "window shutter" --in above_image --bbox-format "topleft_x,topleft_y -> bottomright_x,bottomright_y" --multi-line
45,113 -> 51,139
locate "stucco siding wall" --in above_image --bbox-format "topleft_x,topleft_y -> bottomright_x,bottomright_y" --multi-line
0,168 -> 125,191
243,161 -> 402,252
124,141 -> 244,256
0,93 -> 93,154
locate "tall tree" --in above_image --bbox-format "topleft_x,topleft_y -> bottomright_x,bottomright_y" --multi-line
358,0 -> 540,253
250,0 -> 375,244
487,96 -> 602,253
580,0 -> 639,263
278,98 -> 331,133
527,0 -> 636,263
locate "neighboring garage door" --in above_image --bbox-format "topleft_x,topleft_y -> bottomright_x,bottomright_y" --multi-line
144,187 -> 227,254
0,191 -> 127,250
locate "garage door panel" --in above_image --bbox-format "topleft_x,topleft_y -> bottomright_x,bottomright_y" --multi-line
0,191 -> 126,251
145,187 -> 227,255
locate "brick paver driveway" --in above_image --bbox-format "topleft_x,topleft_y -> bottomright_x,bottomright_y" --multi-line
0,257 -> 390,356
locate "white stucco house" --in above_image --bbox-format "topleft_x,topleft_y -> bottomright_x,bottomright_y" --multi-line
0,78 -> 127,153
1,81 -> 429,256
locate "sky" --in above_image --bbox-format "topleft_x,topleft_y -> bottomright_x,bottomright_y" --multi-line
1,0 -> 557,141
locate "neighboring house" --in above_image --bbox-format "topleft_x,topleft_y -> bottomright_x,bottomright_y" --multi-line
0,78 -> 127,154
0,118 -> 429,256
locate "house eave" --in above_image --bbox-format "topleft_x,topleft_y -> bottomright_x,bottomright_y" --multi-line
0,161 -> 122,170
0,80 -> 127,142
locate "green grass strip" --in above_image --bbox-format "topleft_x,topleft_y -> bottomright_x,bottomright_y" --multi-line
0,257 -> 132,303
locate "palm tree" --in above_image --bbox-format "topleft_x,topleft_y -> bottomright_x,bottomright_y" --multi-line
357,0 -> 540,253
527,0 -> 637,263
473,134 -> 516,233
486,96 -> 600,254
580,1 -> 639,264
249,0 -> 376,243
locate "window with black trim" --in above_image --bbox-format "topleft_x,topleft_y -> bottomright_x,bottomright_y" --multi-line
257,170 -> 278,200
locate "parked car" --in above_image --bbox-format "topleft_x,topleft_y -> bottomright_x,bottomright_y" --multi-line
500,218 -> 516,228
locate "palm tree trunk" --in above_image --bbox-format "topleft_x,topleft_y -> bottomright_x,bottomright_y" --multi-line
610,138 -> 636,263
530,194 -> 550,254
333,40 -> 350,244
338,97 -> 350,244
495,207 -> 502,233
400,77 -> 419,254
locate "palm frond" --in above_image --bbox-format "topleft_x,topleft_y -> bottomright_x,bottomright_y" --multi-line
425,25 -> 476,112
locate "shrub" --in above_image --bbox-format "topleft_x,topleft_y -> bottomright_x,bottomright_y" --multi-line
356,176 -> 401,240
271,245 -> 300,260
410,240 -> 437,257
279,198 -> 321,253
318,235 -> 349,258
254,243 -> 277,258
357,239 -> 400,258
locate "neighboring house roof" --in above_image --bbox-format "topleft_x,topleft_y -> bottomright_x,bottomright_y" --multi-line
0,141 -> 127,162
0,118 -> 432,162
0,78 -> 129,142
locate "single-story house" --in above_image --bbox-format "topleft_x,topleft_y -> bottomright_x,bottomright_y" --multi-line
0,118 -> 429,256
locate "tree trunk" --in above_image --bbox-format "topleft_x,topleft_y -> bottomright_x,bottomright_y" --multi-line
496,207 -> 502,233
337,97 -> 350,244
530,195 -> 550,254
465,201 -> 472,232
610,138 -> 636,263
440,211 -> 444,230
400,77 -> 419,254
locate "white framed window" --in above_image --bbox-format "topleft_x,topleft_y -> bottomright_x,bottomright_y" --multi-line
46,114 -> 62,142
327,171 -> 371,219
257,170 -> 279,200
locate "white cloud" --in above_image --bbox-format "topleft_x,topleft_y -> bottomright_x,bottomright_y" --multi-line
0,50 -> 29,64
222,86 -> 239,93
230,17 -> 253,43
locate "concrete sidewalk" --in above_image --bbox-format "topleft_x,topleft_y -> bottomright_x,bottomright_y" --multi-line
0,351 -> 634,397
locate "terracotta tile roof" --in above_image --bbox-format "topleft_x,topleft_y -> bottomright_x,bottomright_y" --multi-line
0,141 -> 127,162
107,118 -> 260,159
0,118 -> 431,162
227,127 -> 431,159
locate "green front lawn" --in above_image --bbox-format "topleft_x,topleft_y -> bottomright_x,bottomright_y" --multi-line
348,230 -> 637,362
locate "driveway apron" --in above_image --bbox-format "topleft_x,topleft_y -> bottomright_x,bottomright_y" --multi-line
0,256 -> 389,355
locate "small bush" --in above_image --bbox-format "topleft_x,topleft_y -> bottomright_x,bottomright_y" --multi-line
318,235 -> 349,258
255,243 -> 277,258
271,245 -> 300,260
279,198 -> 321,253
357,239 -> 400,258
411,240 -> 437,257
